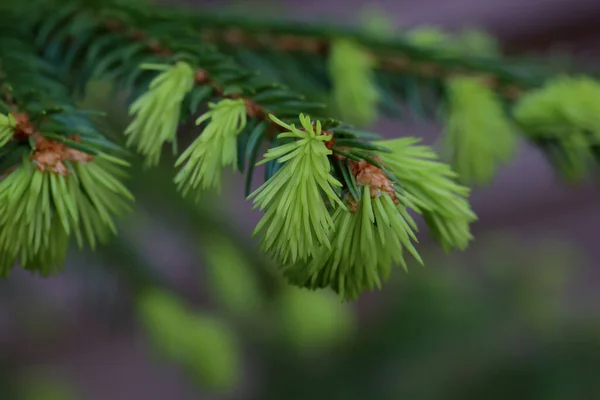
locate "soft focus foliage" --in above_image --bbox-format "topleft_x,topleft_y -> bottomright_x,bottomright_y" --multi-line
329,39 -> 380,127
0,156 -> 132,276
407,26 -> 499,56
137,289 -> 240,392
174,98 -> 247,197
444,77 -> 517,185
377,137 -> 476,251
250,114 -> 345,264
514,76 -> 600,179
277,287 -> 355,352
125,62 -> 196,167
0,113 -> 16,147
285,186 -> 422,300
17,373 -> 77,400
202,235 -> 263,316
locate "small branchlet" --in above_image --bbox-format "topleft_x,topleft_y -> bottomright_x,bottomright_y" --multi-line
1,0 -> 596,301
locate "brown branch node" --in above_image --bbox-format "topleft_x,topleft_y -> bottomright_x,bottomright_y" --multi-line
13,112 -> 36,141
245,98 -> 265,119
30,135 -> 94,176
350,158 -> 399,205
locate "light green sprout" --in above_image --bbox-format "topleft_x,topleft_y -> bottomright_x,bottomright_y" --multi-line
329,39 -> 380,127
514,75 -> 600,137
377,137 -> 476,251
0,155 -> 133,276
125,62 -> 196,167
285,185 -> 422,301
137,289 -> 240,392
249,114 -> 345,264
282,137 -> 477,299
514,76 -> 600,180
407,26 -> 499,57
0,113 -> 16,147
174,98 -> 247,198
444,76 -> 517,185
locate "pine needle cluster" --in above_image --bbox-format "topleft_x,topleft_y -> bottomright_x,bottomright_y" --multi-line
0,0 -> 597,299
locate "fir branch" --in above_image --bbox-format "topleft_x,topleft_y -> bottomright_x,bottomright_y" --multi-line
329,39 -> 380,127
284,185 -> 423,301
147,6 -> 600,182
0,17 -> 133,276
376,137 -> 477,251
13,0 -> 600,184
161,7 -> 543,96
174,98 -> 248,196
92,1 -> 600,185
3,0 -> 480,295
443,76 -> 517,185
514,76 -> 600,180
125,62 -> 196,166
249,114 -> 345,264
4,0 -> 597,301
24,1 -> 399,188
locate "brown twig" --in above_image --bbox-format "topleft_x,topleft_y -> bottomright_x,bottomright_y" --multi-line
200,26 -> 526,98
30,134 -> 94,175
104,17 -> 277,121
72,13 -> 406,195
350,158 -> 399,205
0,86 -> 93,175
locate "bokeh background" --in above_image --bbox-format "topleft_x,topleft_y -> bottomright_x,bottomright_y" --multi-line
2,0 -> 600,399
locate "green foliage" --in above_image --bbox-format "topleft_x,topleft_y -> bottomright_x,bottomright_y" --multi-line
0,113 -> 16,147
125,62 -> 196,167
282,136 -> 477,299
2,4 -> 600,397
277,286 -> 355,351
407,26 -> 499,57
285,185 -> 422,300
137,289 -> 240,392
0,155 -> 132,276
514,76 -> 600,136
377,137 -> 476,251
202,235 -> 263,316
0,11 -> 134,276
0,0 -> 597,299
459,28 -> 500,57
514,76 -> 600,180
250,114 -> 345,264
406,27 -> 455,51
360,6 -> 396,37
329,39 -> 380,127
444,77 -> 517,185
175,98 -> 247,197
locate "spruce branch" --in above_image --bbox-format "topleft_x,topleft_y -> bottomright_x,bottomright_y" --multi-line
1,0 -> 598,300
125,62 -> 196,167
174,98 -> 248,196
16,0 -> 600,186
376,138 -> 477,252
249,114 -> 345,264
0,16 -> 133,276
160,8 -> 543,96
329,39 -> 380,127
11,0 -> 480,297
151,6 -> 600,184
514,76 -> 600,180
443,76 -> 517,185
23,1 -> 392,178
285,185 -> 423,301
